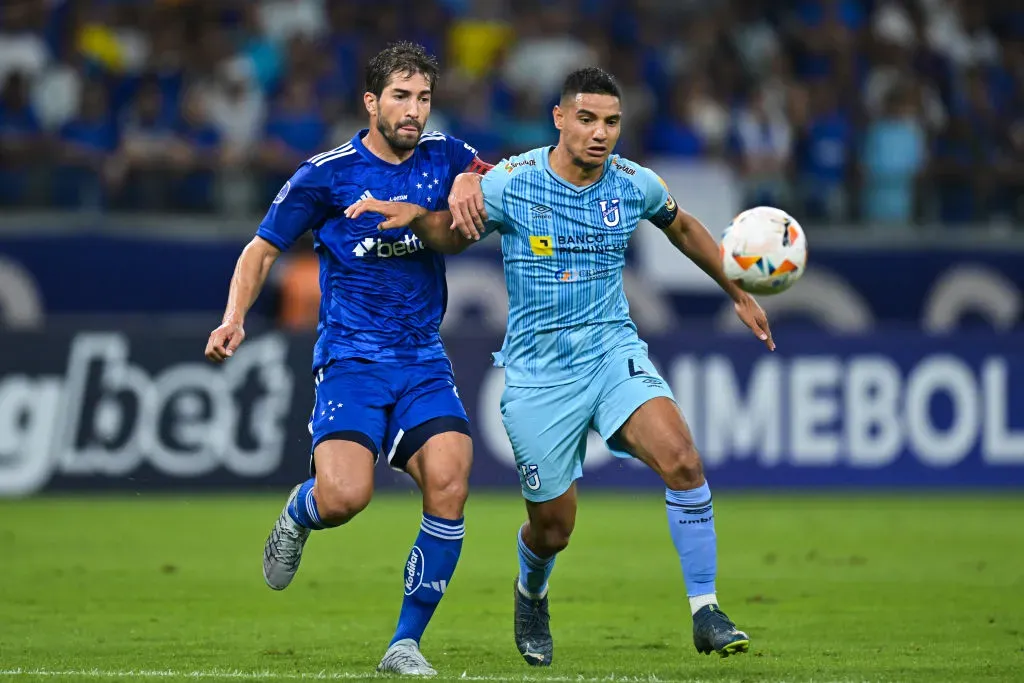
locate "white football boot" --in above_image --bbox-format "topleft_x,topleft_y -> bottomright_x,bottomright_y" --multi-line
376,639 -> 438,676
262,485 -> 311,590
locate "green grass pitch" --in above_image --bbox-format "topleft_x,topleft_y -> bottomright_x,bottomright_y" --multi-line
1,492 -> 1022,682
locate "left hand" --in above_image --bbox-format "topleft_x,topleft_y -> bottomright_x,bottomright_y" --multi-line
448,172 -> 487,241
344,198 -> 426,230
733,290 -> 775,351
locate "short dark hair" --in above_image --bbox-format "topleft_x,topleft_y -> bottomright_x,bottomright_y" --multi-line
365,41 -> 440,98
561,67 -> 621,102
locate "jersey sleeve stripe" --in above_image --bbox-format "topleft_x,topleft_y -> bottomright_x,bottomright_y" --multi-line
308,143 -> 353,164
313,148 -> 357,167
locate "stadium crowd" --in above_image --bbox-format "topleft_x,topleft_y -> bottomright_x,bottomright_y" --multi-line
1,0 -> 1022,226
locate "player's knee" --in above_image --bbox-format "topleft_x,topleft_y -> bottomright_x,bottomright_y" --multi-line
530,520 -> 573,556
423,467 -> 470,518
659,441 -> 705,490
314,479 -> 373,525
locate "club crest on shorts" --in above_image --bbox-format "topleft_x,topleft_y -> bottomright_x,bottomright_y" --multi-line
519,464 -> 542,491
599,199 -> 621,228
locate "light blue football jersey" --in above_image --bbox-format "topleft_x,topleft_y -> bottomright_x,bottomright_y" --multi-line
481,146 -> 676,387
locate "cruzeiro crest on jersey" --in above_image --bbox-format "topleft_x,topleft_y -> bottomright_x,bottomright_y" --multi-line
598,198 -> 621,228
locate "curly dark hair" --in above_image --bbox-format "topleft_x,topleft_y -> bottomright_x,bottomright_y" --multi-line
365,41 -> 440,97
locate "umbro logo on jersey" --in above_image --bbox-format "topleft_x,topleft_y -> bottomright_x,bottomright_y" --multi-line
530,205 -> 552,218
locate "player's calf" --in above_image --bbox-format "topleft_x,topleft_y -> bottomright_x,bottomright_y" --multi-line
387,426 -> 471,651
263,440 -> 375,590
615,398 -> 745,639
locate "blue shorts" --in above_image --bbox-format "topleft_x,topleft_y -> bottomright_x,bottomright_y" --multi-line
500,342 -> 675,502
308,356 -> 470,472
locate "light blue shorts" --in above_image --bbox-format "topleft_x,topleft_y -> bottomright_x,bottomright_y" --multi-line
500,342 -> 676,502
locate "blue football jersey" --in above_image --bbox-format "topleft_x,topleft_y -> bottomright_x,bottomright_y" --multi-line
480,146 -> 676,387
257,129 -> 478,369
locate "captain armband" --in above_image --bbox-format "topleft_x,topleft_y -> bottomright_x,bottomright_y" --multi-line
465,157 -> 494,174
649,193 -> 679,230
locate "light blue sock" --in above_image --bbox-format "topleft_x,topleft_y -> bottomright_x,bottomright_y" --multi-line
517,524 -> 555,598
286,478 -> 325,530
665,482 -> 717,598
390,514 -> 465,646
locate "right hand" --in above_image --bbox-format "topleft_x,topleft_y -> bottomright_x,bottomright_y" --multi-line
344,198 -> 426,230
448,172 -> 487,241
205,321 -> 245,362
732,290 -> 775,351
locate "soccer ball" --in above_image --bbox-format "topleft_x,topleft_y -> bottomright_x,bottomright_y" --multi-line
720,206 -> 807,295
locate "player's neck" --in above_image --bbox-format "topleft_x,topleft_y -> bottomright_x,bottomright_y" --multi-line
362,127 -> 415,165
548,145 -> 605,187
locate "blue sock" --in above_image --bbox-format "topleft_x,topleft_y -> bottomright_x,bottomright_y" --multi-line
665,482 -> 717,600
390,514 -> 465,646
517,524 -> 555,598
286,478 -> 325,530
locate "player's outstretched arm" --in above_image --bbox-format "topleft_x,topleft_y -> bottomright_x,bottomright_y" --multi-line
662,209 -> 776,351
205,236 -> 282,362
448,172 -> 488,241
344,199 -> 473,255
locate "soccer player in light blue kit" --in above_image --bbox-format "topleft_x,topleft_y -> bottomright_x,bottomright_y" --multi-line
347,67 -> 774,666
205,43 -> 493,676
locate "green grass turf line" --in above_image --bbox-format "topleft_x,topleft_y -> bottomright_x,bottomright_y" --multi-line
1,492 -> 1022,682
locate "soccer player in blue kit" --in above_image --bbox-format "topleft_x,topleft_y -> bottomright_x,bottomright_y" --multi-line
347,67 -> 775,667
204,43 -> 492,676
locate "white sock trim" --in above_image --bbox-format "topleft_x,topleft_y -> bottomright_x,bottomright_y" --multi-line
517,579 -> 548,601
689,593 -> 718,615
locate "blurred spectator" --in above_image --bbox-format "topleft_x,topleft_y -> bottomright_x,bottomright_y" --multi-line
0,1 -> 50,86
647,75 -> 728,159
0,0 -> 1015,229
730,86 -> 793,207
205,58 -> 267,164
797,82 -> 854,222
53,81 -> 117,209
257,0 -> 327,45
259,77 -> 326,196
860,84 -> 927,224
0,70 -> 45,206
447,2 -> 514,79
500,91 -> 553,154
174,86 -> 224,212
107,76 -> 178,209
501,6 -> 598,101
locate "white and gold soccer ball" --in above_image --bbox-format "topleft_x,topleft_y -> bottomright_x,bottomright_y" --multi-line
720,206 -> 807,295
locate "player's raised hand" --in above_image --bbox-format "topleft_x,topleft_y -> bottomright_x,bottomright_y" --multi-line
205,321 -> 245,362
448,172 -> 487,241
733,291 -> 775,351
345,198 -> 426,230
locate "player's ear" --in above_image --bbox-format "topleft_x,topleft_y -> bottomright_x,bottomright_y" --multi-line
364,92 -> 377,118
552,104 -> 563,130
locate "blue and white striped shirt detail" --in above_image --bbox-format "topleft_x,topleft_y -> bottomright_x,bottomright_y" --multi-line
480,146 -> 671,387
420,514 -> 465,541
